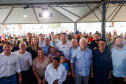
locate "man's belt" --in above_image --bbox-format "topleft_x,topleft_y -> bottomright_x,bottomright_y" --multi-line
3,74 -> 15,79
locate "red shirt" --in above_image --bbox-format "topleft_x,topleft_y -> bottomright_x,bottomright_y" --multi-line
88,37 -> 94,42
65,59 -> 70,65
3,39 -> 7,41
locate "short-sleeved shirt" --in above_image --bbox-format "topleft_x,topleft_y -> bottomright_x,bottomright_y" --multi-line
62,62 -> 69,71
33,56 -> 50,77
93,49 -> 112,77
50,41 -> 57,47
71,46 -> 79,56
111,46 -> 126,77
71,47 -> 93,76
42,44 -> 50,55
89,40 -> 98,50
56,41 -> 72,60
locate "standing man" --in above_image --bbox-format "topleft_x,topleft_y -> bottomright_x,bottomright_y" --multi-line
14,42 -> 32,84
71,38 -> 93,84
89,33 -> 101,50
0,41 -> 22,84
56,33 -> 61,43
71,39 -> 79,56
56,33 -> 72,61
25,33 -> 32,46
111,36 -> 126,84
93,38 -> 112,84
42,37 -> 50,55
50,35 -> 57,47
38,34 -> 44,47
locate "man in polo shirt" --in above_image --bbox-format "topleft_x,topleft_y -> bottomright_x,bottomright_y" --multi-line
71,38 -> 93,84
56,33 -> 72,61
111,36 -> 126,84
0,41 -> 22,84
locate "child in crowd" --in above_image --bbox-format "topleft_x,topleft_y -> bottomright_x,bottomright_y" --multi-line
56,51 -> 69,65
59,54 -> 69,71
59,54 -> 75,84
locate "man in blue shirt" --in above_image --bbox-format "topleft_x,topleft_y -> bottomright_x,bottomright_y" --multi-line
42,37 -> 50,55
71,39 -> 79,56
93,38 -> 112,84
71,38 -> 93,84
111,36 -> 126,84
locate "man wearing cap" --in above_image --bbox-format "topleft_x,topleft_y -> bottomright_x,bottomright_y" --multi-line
0,41 -> 22,84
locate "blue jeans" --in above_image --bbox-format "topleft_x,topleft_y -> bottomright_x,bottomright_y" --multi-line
0,74 -> 17,84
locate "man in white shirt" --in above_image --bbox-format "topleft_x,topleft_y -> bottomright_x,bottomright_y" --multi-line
50,35 -> 57,47
56,33 -> 72,61
39,34 -> 44,47
45,57 -> 67,84
14,42 -> 32,84
0,41 -> 22,84
56,33 -> 61,43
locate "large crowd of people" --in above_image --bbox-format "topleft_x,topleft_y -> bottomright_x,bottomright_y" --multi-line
0,31 -> 126,84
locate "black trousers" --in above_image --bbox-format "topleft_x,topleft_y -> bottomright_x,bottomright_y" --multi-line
21,69 -> 32,84
112,75 -> 126,84
94,76 -> 109,84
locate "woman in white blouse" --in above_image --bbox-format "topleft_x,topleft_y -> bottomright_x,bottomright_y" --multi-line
45,57 -> 67,84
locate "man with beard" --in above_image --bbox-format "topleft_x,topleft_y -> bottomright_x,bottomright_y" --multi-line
89,33 -> 101,50
111,36 -> 126,84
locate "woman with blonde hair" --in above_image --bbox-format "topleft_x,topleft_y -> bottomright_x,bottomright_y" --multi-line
26,36 -> 41,60
26,36 -> 41,84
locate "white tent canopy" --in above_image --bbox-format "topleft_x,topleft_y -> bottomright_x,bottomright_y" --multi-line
0,3 -> 125,24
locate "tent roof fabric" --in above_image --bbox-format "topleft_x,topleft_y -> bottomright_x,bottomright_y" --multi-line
0,3 -> 125,24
